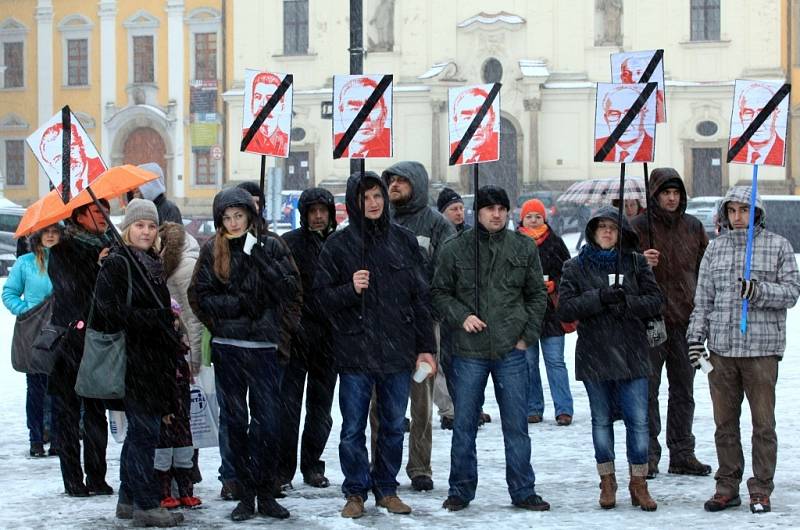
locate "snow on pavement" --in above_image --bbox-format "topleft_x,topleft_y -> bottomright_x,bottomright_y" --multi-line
1,252 -> 800,529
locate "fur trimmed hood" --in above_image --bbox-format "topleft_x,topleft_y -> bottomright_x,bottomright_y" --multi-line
159,222 -> 200,278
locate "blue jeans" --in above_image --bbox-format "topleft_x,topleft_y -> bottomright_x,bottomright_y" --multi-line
583,378 -> 649,465
213,344 -> 281,494
450,349 -> 537,503
27,374 -> 58,444
119,398 -> 162,510
526,336 -> 574,418
339,370 -> 411,500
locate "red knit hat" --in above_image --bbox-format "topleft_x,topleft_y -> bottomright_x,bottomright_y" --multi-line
520,199 -> 547,221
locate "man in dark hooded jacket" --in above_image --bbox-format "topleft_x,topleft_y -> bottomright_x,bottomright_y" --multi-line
631,168 -> 711,479
277,188 -> 338,489
314,172 -> 436,519
379,161 -> 455,491
137,163 -> 183,225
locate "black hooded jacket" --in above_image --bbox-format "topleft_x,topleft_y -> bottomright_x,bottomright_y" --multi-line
313,172 -> 436,374
559,207 -> 663,382
188,188 -> 301,363
282,187 -> 337,362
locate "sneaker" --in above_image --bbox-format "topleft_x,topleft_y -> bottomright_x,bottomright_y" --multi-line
160,496 -> 181,509
556,414 -> 573,426
442,495 -> 469,511
749,494 -> 771,514
440,416 -> 454,430
527,415 -> 543,424
376,495 -> 412,514
341,495 -> 365,518
29,442 -> 45,457
116,502 -> 133,520
303,472 -> 330,488
513,494 -> 551,511
669,455 -> 712,476
646,461 -> 659,480
704,493 -> 741,512
87,481 -> 114,495
180,496 -> 202,508
132,507 -> 184,527
231,499 -> 256,522
411,475 -> 434,491
257,495 -> 290,519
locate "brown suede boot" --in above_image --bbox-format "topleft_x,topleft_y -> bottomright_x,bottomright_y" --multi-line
597,462 -> 617,509
629,464 -> 657,511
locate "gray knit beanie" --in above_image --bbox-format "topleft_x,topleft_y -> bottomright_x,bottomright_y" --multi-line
121,198 -> 159,230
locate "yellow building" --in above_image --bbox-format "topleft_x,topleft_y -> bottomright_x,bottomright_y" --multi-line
0,0 -> 225,211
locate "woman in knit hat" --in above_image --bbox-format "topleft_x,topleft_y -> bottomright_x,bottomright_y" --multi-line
92,198 -> 184,527
517,199 -> 574,426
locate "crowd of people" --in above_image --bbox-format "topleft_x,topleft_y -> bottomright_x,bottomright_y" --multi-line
5,161 -> 799,526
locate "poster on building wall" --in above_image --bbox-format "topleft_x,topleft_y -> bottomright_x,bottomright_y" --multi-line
241,69 -> 293,158
447,83 -> 501,166
594,82 -> 657,163
727,79 -> 790,166
26,109 -> 107,199
332,74 -> 393,159
610,49 -> 666,123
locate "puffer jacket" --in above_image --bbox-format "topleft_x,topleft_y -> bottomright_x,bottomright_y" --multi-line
432,224 -> 547,360
2,250 -> 53,316
382,161 -> 456,281
687,186 -> 800,358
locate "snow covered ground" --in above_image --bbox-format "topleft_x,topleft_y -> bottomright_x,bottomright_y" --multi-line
1,233 -> 799,528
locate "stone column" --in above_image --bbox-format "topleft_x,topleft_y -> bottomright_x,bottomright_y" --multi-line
524,97 -> 541,185
429,99 -> 447,183
35,0 -> 53,197
98,0 -> 117,162
166,0 -> 185,198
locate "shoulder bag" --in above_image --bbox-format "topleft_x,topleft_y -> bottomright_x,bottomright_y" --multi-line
10,297 -> 53,374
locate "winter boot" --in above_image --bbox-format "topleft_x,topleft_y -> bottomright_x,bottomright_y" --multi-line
668,454 -> 712,476
132,507 -> 184,527
30,442 -> 45,457
376,495 -> 412,514
231,496 -> 256,522
629,465 -> 657,511
597,462 -> 617,509
157,470 -> 180,509
341,495 -> 365,518
257,491 -> 290,519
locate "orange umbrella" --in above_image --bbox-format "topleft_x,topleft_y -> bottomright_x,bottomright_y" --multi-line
14,164 -> 158,238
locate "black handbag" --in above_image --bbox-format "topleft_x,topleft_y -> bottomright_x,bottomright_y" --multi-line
10,297 -> 53,374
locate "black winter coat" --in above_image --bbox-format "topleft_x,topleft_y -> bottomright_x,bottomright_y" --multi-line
314,172 -> 436,374
153,194 -> 183,226
188,233 -> 300,364
558,208 -> 663,382
93,246 -> 179,416
282,187 -> 337,364
47,229 -> 111,397
533,227 -> 571,338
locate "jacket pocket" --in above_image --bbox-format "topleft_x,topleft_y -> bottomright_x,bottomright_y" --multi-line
506,256 -> 528,288
707,311 -> 732,353
455,260 -> 476,290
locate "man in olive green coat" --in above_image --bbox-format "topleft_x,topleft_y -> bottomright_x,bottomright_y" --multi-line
432,185 -> 549,512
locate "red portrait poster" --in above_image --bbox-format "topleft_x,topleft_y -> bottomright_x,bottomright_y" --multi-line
611,50 -> 666,123
332,74 -> 393,159
594,83 -> 657,164
241,69 -> 293,158
448,84 -> 500,166
728,79 -> 789,167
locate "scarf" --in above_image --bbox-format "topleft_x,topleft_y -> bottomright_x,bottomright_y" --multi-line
128,245 -> 166,285
577,243 -> 618,273
68,224 -> 111,249
518,225 -> 550,246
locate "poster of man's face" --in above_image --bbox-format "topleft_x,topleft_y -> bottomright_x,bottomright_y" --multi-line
594,83 -> 657,164
332,74 -> 393,158
241,69 -> 293,158
448,84 -> 500,166
611,50 -> 666,123
728,79 -> 788,167
27,110 -> 106,199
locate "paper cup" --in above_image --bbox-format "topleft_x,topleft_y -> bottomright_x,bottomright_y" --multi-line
413,362 -> 433,383
698,356 -> 714,374
608,274 -> 624,286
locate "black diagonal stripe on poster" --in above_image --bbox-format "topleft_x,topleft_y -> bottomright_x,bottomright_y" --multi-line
727,83 -> 791,163
61,106 -> 71,204
449,83 -> 502,166
333,75 -> 393,159
637,49 -> 664,84
594,82 -> 657,162
240,74 -> 294,152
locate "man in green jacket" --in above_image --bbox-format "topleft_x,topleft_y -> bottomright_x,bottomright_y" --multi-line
432,185 -> 548,512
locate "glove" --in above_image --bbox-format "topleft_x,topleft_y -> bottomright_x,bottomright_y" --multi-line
739,278 -> 758,301
599,286 -> 626,306
688,341 -> 709,370
545,280 -> 556,294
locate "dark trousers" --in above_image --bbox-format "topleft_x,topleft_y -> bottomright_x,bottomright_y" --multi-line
119,397 -> 162,510
27,374 -> 58,445
708,354 -> 778,497
52,390 -> 108,490
213,343 -> 281,496
648,325 -> 696,464
277,352 -> 337,483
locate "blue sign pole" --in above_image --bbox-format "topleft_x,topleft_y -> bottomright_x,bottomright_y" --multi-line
740,164 -> 759,334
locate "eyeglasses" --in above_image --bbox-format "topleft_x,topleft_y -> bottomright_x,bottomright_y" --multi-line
596,222 -> 618,232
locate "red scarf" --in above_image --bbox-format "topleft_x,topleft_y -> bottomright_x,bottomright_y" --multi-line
519,225 -> 550,246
